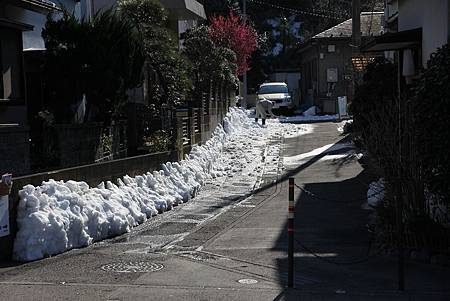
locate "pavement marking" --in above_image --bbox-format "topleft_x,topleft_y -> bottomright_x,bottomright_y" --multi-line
238,278 -> 258,284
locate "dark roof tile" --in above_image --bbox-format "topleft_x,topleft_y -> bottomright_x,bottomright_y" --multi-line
313,12 -> 384,39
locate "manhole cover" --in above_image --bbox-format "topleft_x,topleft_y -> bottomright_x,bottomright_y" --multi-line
238,278 -> 258,284
101,261 -> 164,273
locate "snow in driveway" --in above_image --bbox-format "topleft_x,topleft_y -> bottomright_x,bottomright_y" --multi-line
283,142 -> 358,167
13,108 -> 311,262
279,114 -> 339,123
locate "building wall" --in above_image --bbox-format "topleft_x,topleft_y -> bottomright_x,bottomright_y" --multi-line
317,40 -> 353,112
300,39 -> 355,113
4,1 -> 78,51
398,0 -> 449,66
385,0 -> 399,20
300,44 -> 319,108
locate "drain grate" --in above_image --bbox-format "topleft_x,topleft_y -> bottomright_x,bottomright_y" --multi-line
101,261 -> 164,273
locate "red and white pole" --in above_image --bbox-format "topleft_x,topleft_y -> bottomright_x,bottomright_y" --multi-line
288,177 -> 295,288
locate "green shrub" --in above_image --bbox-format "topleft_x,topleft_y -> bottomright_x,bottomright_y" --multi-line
43,8 -> 144,124
143,130 -> 170,153
414,44 -> 450,206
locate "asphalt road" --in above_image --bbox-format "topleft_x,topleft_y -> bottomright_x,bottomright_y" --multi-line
1,122 -> 449,301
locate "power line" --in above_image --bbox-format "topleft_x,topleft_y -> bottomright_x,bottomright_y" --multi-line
247,0 -> 347,20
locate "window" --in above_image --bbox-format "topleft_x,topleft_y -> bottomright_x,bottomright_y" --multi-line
258,85 -> 288,94
328,44 -> 336,52
0,27 -> 24,101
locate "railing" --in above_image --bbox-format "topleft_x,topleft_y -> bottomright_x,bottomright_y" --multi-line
181,117 -> 190,146
193,108 -> 200,134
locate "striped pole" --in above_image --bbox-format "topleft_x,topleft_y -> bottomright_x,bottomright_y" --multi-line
288,177 -> 295,288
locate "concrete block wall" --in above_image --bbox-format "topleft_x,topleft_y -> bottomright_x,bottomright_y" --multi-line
0,150 -> 177,261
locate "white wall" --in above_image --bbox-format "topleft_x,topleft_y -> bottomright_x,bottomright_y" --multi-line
399,0 -> 449,66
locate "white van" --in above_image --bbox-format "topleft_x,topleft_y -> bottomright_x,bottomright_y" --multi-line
257,82 -> 293,113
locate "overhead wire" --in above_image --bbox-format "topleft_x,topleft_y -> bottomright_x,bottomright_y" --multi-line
246,0 -> 347,21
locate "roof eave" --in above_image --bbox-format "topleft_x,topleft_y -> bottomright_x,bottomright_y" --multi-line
0,17 -> 34,31
4,0 -> 59,14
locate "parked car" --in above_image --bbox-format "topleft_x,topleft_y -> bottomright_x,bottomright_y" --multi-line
256,82 -> 293,114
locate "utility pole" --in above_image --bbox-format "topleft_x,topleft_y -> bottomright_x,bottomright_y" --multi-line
351,0 -> 361,102
351,0 -> 361,49
242,0 -> 248,108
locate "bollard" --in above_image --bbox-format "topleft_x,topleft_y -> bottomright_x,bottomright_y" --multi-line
288,177 -> 295,288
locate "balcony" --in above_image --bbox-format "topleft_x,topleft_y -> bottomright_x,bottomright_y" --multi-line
159,0 -> 206,20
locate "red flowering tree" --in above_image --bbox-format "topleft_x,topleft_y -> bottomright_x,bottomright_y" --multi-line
209,13 -> 258,76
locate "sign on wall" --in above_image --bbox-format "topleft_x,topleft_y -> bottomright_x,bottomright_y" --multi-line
338,96 -> 348,118
0,195 -> 9,237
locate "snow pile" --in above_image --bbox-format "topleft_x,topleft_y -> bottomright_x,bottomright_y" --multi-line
303,106 -> 317,116
283,124 -> 315,138
337,119 -> 353,134
362,178 -> 385,210
13,108 -> 260,262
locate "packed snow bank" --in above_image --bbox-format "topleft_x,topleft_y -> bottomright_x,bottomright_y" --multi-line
279,114 -> 339,123
13,108 -> 311,262
303,106 -> 317,116
13,108 -> 248,261
337,119 -> 353,134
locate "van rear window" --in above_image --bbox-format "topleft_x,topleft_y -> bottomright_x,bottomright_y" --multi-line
258,85 -> 288,94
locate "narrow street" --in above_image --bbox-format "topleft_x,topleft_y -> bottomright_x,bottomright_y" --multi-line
1,121 -> 449,301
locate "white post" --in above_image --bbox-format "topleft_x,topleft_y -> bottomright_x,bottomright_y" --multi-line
0,174 -> 12,238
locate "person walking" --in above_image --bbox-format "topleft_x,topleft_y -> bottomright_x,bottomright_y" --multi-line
255,98 -> 276,125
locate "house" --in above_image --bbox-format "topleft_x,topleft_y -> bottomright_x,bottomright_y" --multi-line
83,0 -> 205,105
86,0 -> 205,45
363,0 -> 449,82
1,0 -> 59,125
1,0 -> 59,175
298,12 -> 384,114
